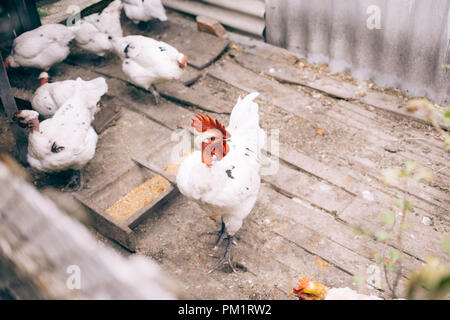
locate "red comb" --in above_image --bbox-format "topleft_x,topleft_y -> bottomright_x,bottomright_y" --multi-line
191,113 -> 230,138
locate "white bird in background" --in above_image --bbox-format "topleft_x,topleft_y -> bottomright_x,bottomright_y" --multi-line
13,78 -> 108,190
4,24 -> 74,81
122,0 -> 168,24
176,92 -> 265,273
111,35 -> 187,103
70,0 -> 123,61
32,76 -> 108,118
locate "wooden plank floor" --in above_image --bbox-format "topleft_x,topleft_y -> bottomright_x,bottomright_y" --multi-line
5,11 -> 449,300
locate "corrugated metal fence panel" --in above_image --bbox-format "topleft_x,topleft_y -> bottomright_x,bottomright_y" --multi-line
265,0 -> 450,105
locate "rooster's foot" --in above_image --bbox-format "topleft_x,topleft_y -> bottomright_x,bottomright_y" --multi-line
208,235 -> 235,273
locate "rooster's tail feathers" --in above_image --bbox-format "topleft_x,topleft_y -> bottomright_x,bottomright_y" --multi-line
228,92 -> 260,132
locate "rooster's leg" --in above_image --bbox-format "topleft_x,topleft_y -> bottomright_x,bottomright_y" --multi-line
202,219 -> 228,248
62,170 -> 84,192
208,235 -> 235,273
149,85 -> 161,104
93,56 -> 106,67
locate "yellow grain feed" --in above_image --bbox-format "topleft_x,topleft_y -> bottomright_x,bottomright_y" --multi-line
105,175 -> 170,222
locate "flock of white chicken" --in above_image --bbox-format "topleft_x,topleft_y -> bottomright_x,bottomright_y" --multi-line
4,0 -> 384,299
6,0 -> 187,188
5,0 -> 265,276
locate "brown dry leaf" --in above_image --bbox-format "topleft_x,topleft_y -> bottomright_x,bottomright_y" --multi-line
346,178 -> 352,183
316,258 -> 329,270
236,81 -> 243,85
357,92 -> 367,98
230,43 -> 240,51
316,128 -> 325,136
209,215 -> 217,221
309,243 -> 319,248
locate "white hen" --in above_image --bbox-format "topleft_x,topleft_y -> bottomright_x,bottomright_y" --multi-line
13,78 -> 107,188
4,24 -> 74,72
122,0 -> 168,24
71,0 -> 123,57
32,77 -> 108,118
176,92 -> 265,273
111,35 -> 187,102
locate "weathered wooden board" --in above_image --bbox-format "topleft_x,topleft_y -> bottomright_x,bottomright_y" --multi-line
275,145 -> 450,263
341,196 -> 450,264
232,50 -> 449,130
256,185 -> 409,296
208,59 -> 324,115
155,81 -> 231,114
233,51 -> 359,100
262,164 -> 354,214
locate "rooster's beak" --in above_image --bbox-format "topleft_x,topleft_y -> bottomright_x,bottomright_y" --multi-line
178,55 -> 188,69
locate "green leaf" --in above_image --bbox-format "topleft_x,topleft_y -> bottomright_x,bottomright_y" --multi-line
445,136 -> 450,151
380,211 -> 395,227
389,248 -> 400,263
405,200 -> 414,212
384,262 -> 396,272
413,167 -> 435,182
393,198 -> 404,209
374,253 -> 383,263
376,230 -> 392,241
382,168 -> 400,185
441,237 -> 450,253
401,222 -> 412,230
444,108 -> 450,119
352,275 -> 364,287
402,161 -> 417,176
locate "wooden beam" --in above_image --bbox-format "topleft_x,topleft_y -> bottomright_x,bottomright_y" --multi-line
0,55 -> 28,164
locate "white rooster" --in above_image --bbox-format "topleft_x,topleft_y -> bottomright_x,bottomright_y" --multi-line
176,92 -> 265,273
4,24 -> 74,81
13,78 -> 107,190
111,35 -> 187,103
70,0 -> 123,60
32,76 -> 108,118
122,0 -> 168,24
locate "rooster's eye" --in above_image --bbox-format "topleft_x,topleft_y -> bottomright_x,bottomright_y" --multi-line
210,137 -> 215,141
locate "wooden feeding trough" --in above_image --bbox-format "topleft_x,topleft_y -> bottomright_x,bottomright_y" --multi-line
74,158 -> 178,251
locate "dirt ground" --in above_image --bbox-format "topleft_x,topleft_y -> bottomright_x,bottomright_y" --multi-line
1,3 -> 449,300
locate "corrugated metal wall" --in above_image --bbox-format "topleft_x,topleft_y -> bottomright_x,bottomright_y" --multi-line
265,0 -> 450,105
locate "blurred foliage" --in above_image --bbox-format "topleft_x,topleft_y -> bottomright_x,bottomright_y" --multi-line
406,98 -> 450,151
407,257 -> 450,300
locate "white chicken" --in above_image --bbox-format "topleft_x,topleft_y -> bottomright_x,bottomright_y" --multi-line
176,92 -> 265,273
32,76 -> 108,118
4,24 -> 74,80
111,35 -> 187,103
293,276 -> 383,300
13,78 -> 107,189
70,0 -> 123,58
122,0 -> 168,24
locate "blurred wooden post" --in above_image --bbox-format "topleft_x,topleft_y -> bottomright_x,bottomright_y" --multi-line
14,0 -> 41,31
0,161 -> 179,300
0,55 -> 28,164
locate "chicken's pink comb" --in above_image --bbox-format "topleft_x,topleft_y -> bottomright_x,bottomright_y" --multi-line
191,113 -> 230,138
